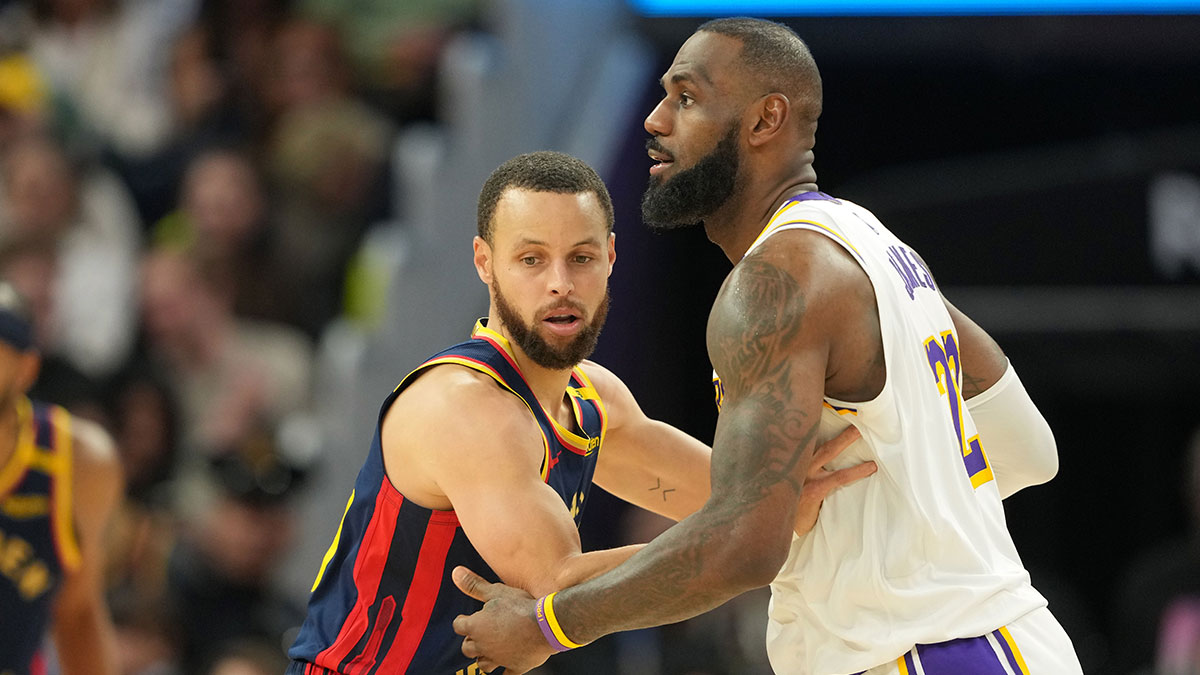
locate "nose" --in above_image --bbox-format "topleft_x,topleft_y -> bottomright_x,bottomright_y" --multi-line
644,98 -> 670,137
547,259 -> 574,296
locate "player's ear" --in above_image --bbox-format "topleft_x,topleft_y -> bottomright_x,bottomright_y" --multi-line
606,232 -> 616,276
748,93 -> 790,147
473,236 -> 493,284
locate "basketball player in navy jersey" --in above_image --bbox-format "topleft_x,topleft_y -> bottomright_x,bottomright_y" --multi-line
0,281 -> 123,675
454,19 -> 1083,675
286,151 -> 872,675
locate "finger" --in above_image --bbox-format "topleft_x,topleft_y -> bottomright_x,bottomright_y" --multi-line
810,426 -> 862,471
821,460 -> 878,491
453,566 -> 492,601
453,613 -> 472,637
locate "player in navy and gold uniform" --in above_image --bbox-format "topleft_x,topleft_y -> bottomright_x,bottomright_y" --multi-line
288,321 -> 605,675
0,397 -> 81,675
0,282 -> 123,675
288,152 -> 866,675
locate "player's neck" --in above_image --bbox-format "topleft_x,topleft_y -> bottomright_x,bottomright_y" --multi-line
486,317 -> 577,424
705,178 -> 820,262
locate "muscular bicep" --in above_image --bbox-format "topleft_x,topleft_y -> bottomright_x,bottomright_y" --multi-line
394,396 -> 582,597
440,443 -> 585,595
704,251 -> 831,546
944,298 -> 1008,400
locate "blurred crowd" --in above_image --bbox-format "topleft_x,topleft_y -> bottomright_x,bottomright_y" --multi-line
0,0 -> 475,673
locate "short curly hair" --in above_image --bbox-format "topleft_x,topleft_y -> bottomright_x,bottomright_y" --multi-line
476,151 -> 614,244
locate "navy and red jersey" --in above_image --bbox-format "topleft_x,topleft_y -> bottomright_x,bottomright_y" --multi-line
288,320 -> 607,675
0,397 -> 81,675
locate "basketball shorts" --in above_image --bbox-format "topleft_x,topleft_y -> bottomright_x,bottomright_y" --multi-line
860,607 -> 1083,675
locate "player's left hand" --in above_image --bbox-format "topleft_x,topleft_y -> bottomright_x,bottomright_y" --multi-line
452,566 -> 554,674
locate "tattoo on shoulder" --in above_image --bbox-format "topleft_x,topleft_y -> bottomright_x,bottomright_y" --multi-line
710,256 -> 805,396
706,255 -> 817,500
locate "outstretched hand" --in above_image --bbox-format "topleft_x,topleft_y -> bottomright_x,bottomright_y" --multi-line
452,567 -> 554,674
794,425 -> 876,537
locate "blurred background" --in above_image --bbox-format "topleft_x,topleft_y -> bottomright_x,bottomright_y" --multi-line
0,0 -> 1196,673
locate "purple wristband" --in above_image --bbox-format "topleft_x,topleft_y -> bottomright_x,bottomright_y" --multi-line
535,594 -> 572,652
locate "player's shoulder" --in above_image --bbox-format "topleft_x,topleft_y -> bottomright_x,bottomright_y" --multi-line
67,414 -> 119,472
390,362 -> 538,442
735,218 -> 867,306
577,360 -> 642,430
61,411 -> 123,523
577,359 -> 616,389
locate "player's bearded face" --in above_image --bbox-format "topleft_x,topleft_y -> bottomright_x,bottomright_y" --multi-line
493,280 -> 610,370
642,121 -> 741,231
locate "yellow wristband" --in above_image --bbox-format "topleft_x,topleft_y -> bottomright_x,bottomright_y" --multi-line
542,591 -> 585,650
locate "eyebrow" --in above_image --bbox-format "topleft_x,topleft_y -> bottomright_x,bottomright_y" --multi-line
660,66 -> 712,89
514,237 -> 603,248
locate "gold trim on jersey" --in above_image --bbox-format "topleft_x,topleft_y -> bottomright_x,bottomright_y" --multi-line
312,490 -> 355,592
0,398 -> 81,571
470,320 -> 602,457
746,199 -> 863,263
566,366 -> 607,453
0,398 -> 36,499
49,405 -> 81,572
404,353 -> 555,482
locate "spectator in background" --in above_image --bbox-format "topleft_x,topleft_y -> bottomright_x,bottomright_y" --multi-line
138,246 -> 313,469
155,147 -> 305,332
166,429 -> 309,674
263,16 -> 394,335
25,0 -> 197,159
1114,425 -> 1200,675
105,362 -> 181,506
0,132 -> 140,380
295,0 -> 479,124
113,22 -> 252,228
102,362 -> 182,614
0,38 -> 51,150
205,639 -> 290,675
109,587 -> 184,675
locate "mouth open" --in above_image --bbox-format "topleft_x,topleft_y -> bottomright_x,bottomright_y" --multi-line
543,311 -> 582,336
648,148 -> 674,176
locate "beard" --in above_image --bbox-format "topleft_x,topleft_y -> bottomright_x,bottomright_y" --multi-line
642,122 -> 741,232
493,281 -> 609,371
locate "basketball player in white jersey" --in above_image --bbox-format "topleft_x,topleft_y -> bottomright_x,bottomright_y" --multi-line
452,17 -> 1084,675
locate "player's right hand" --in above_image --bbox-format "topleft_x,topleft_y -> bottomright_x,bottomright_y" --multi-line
452,566 -> 553,675
793,426 -> 876,537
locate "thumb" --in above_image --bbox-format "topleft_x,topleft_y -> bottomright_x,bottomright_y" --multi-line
452,566 -> 492,601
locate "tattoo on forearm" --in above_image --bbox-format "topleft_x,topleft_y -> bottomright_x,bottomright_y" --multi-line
558,255 -> 821,639
961,371 -> 990,399
648,478 -> 675,501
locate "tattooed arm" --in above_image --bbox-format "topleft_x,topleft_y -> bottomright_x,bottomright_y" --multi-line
554,246 -> 832,631
454,236 -> 856,673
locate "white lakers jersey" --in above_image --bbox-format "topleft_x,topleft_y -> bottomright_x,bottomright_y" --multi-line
716,193 -> 1048,674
